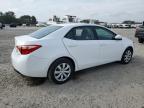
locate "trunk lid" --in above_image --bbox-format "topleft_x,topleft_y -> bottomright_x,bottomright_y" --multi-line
14,35 -> 37,46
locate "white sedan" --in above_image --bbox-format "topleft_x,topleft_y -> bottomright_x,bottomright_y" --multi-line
11,23 -> 134,84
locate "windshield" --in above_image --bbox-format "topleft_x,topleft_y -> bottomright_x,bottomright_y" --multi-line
30,25 -> 63,39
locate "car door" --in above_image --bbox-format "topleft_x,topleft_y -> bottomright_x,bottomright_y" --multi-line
95,27 -> 123,64
63,26 -> 101,70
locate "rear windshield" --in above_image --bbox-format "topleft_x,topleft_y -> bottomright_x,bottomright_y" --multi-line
30,25 -> 63,39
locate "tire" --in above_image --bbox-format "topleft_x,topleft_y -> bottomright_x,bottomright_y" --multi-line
48,58 -> 74,84
121,48 -> 133,64
138,38 -> 143,43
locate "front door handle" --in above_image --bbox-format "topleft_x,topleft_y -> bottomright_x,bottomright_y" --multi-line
68,45 -> 78,47
100,44 -> 107,46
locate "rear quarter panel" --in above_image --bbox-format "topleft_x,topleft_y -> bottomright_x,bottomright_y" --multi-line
30,38 -> 78,71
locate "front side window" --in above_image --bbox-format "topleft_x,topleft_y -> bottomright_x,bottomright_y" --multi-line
95,27 -> 116,40
30,25 -> 63,39
65,27 -> 95,40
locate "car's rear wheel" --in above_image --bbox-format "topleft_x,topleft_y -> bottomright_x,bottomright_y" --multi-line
138,38 -> 143,43
121,48 -> 133,64
48,58 -> 74,84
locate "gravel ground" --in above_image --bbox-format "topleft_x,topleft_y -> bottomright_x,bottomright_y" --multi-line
0,27 -> 144,108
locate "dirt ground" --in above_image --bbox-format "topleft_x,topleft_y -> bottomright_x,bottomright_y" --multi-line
0,27 -> 144,108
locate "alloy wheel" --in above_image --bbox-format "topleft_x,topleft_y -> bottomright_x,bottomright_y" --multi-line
124,50 -> 132,63
54,63 -> 71,81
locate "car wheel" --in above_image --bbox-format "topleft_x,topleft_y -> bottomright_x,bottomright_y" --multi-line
48,58 -> 74,84
121,48 -> 133,64
138,38 -> 143,43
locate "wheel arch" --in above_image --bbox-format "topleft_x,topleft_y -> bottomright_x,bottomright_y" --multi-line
121,46 -> 134,59
47,56 -> 77,77
125,46 -> 133,53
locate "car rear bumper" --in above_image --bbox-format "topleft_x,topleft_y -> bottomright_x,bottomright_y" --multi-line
11,48 -> 49,77
13,67 -> 28,77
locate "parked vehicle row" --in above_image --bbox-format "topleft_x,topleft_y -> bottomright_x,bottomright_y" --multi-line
106,24 -> 138,29
11,23 -> 134,84
0,23 -> 33,28
0,22 -> 17,28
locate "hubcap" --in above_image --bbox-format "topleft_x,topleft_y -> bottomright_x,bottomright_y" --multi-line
54,63 -> 71,81
124,50 -> 132,63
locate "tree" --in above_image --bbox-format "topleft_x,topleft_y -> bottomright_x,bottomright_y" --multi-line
0,11 -> 37,26
19,15 -> 31,24
19,15 -> 37,25
5,11 -> 15,17
31,16 -> 37,25
1,11 -> 17,24
0,12 -> 3,16
122,20 -> 135,24
2,16 -> 16,24
0,12 -> 3,23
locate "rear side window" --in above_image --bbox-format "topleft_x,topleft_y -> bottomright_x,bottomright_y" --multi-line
65,27 -> 95,40
30,26 -> 63,39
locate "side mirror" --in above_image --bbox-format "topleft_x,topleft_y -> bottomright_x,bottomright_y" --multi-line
114,35 -> 122,40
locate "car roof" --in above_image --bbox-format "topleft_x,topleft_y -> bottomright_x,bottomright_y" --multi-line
52,23 -> 102,28
51,23 -> 117,36
55,23 -> 116,34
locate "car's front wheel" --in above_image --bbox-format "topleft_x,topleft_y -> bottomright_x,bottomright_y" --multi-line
121,48 -> 133,64
48,58 -> 74,84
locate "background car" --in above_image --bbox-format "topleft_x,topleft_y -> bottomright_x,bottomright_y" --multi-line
0,22 -> 3,29
135,24 -> 144,43
2,24 -> 5,28
11,24 -> 134,84
10,23 -> 17,27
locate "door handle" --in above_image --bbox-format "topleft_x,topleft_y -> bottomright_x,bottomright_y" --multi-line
100,44 -> 107,46
68,45 -> 78,47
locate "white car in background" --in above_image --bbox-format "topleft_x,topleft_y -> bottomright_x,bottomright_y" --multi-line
11,23 -> 134,84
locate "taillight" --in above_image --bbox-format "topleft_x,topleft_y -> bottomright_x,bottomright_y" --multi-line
16,45 -> 41,55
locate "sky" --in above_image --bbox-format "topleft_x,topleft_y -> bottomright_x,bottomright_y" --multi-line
0,0 -> 144,23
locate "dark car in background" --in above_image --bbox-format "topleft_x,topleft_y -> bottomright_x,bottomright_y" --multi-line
135,24 -> 144,43
10,23 -> 17,28
2,24 -> 5,28
0,22 -> 3,29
